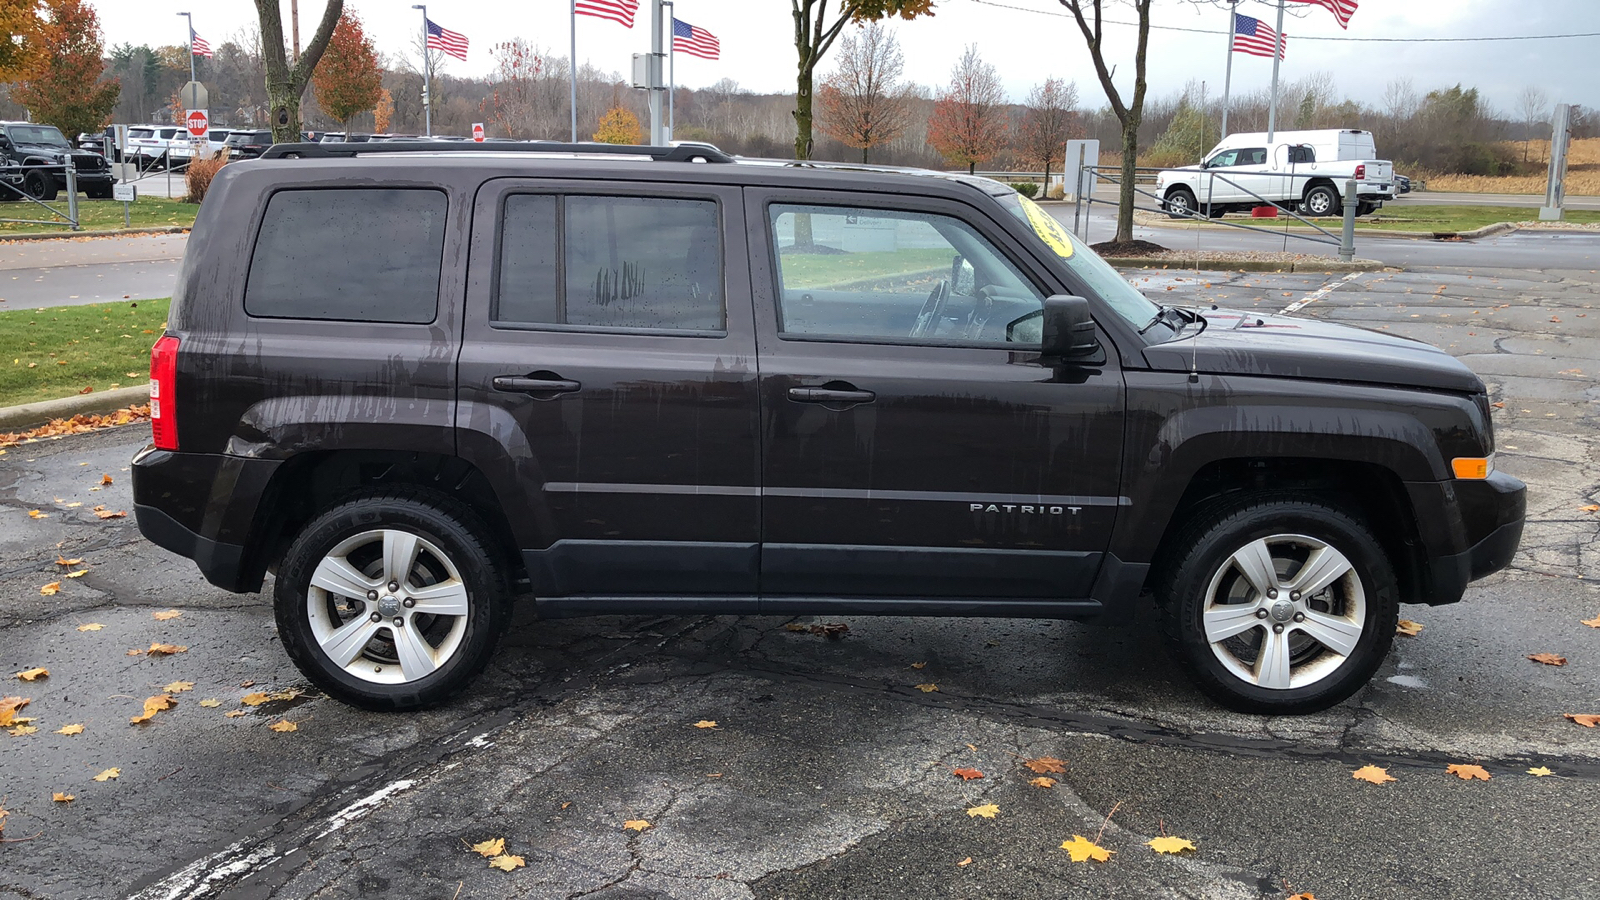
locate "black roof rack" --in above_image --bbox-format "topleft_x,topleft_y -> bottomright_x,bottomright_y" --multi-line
257,140 -> 735,163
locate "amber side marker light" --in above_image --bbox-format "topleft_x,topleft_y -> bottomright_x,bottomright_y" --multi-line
1452,457 -> 1492,480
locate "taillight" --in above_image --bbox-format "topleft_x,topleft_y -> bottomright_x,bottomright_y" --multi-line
150,335 -> 179,450
1354,164 -> 1366,179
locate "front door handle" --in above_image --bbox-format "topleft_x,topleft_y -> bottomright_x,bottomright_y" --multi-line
493,375 -> 581,395
788,386 -> 875,405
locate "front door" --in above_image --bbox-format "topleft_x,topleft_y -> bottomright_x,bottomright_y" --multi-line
456,179 -> 761,598
745,191 -> 1126,603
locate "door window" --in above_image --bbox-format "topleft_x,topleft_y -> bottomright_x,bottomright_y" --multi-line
1288,145 -> 1315,163
1206,149 -> 1238,168
1235,147 -> 1267,166
768,204 -> 1043,345
496,194 -> 723,332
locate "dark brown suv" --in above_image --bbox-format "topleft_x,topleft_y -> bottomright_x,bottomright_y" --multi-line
133,141 -> 1524,714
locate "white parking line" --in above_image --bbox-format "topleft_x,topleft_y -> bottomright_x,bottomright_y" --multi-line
1280,271 -> 1365,315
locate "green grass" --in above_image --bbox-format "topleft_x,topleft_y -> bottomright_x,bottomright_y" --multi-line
0,299 -> 168,407
1354,204 -> 1600,233
779,248 -> 954,289
0,197 -> 196,236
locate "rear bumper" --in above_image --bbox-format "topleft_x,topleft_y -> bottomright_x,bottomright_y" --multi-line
1410,470 -> 1526,605
135,502 -> 250,592
131,444 -> 280,593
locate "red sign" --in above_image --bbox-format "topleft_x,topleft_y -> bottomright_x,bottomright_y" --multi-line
472,122 -> 485,143
185,109 -> 209,138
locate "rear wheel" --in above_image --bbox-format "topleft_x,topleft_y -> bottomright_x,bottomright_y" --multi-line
1158,497 -> 1398,714
1302,184 -> 1341,217
274,490 -> 512,710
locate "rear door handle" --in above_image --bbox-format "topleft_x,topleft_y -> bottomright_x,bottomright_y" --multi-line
493,375 -> 581,395
787,386 -> 875,404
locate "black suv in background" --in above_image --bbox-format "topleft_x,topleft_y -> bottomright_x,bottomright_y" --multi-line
223,129 -> 274,160
133,141 -> 1524,715
0,121 -> 116,199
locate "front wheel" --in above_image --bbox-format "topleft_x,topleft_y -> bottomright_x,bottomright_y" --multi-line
22,170 -> 57,201
1164,187 -> 1198,219
1158,498 -> 1398,714
274,490 -> 513,711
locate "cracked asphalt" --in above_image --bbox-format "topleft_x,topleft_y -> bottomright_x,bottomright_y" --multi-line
4,245 -> 1600,899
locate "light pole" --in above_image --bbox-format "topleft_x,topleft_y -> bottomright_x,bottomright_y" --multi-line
176,11 -> 195,84
412,5 -> 432,137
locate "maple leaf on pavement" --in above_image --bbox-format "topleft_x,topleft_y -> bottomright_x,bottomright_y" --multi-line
53,792 -> 74,803
39,582 -> 61,596
1396,620 -> 1423,637
1029,776 -> 1057,788
951,767 -> 984,781
692,720 -> 718,729
1061,835 -> 1113,863
198,699 -> 221,708
268,720 -> 298,733
129,694 -> 176,725
0,696 -> 31,727
1527,766 -> 1554,777
56,724 -> 84,735
152,609 -> 182,621
1582,615 -> 1600,628
77,623 -> 103,631
623,820 -> 652,832
146,643 -> 188,656
163,680 -> 195,693
1352,765 -> 1396,784
470,837 -> 505,857
14,668 -> 47,681
915,683 -> 939,693
1564,713 -> 1600,728
488,854 -> 526,871
93,767 -> 120,781
1023,756 -> 1066,774
966,803 -> 999,819
1147,836 -> 1196,854
1447,764 -> 1491,781
1527,653 -> 1567,666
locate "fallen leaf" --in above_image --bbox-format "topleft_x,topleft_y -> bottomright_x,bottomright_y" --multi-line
100,474 -> 112,485
39,582 -> 60,596
1288,894 -> 1317,900
0,696 -> 30,727
268,720 -> 298,732
146,643 -> 187,656
1352,765 -> 1396,784
1396,620 -> 1424,637
1029,776 -> 1057,788
76,623 -> 103,631
27,509 -> 46,519
224,710 -> 246,718
14,668 -> 47,681
1564,713 -> 1600,727
488,854 -> 525,872
129,693 -> 176,724
198,698 -> 221,708
93,767 -> 120,781
1023,756 -> 1066,774
1527,653 -> 1567,666
1061,835 -> 1113,863
1527,766 -> 1554,777
241,691 -> 271,706
1447,763 -> 1491,781
915,683 -> 939,693
783,623 -> 807,632
126,648 -> 143,656
1147,836 -> 1197,854
957,856 -> 973,867
951,767 -> 984,781
910,661 -> 928,669
55,724 -> 83,735
55,557 -> 82,566
622,819 -> 652,832
8,724 -> 37,735
1583,505 -> 1600,513
152,609 -> 182,621
93,508 -> 126,520
65,569 -> 87,579
692,720 -> 718,729
1583,616 -> 1600,628
163,680 -> 195,693
966,803 -> 999,819
52,792 -> 74,803
470,837 -> 506,857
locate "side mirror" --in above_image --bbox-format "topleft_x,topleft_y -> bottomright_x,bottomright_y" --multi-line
1040,295 -> 1100,360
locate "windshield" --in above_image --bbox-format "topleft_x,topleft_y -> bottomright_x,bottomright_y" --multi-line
7,125 -> 70,148
998,193 -> 1165,334
129,128 -> 153,138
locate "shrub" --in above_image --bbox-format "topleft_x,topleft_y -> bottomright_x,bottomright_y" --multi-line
184,150 -> 229,204
1010,181 -> 1040,198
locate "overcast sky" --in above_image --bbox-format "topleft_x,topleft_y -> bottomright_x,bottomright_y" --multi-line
87,0 -> 1600,115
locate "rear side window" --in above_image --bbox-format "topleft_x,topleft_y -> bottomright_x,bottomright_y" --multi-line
245,188 -> 447,323
1288,145 -> 1315,163
495,194 -> 723,331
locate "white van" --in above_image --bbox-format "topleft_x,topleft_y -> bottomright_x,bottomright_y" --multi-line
1156,129 -> 1395,219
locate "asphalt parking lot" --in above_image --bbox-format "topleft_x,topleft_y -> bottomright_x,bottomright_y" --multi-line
4,254 -> 1600,899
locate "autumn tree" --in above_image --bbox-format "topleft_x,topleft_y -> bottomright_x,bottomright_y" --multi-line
483,39 -> 567,140
816,21 -> 913,163
11,0 -> 120,141
926,45 -> 1007,175
1016,78 -> 1078,194
312,11 -> 381,134
1058,0 -> 1152,244
254,0 -> 344,142
0,0 -> 43,81
791,0 -> 933,159
373,88 -> 394,133
593,106 -> 642,144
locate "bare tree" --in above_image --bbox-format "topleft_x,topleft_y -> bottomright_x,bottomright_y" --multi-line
1015,78 -> 1079,192
926,44 -> 1008,174
1057,0 -> 1153,244
1517,85 -> 1550,163
816,22 -> 914,163
789,0 -> 933,159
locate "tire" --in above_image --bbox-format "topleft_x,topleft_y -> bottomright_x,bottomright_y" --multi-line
22,170 -> 57,201
1356,201 -> 1378,217
274,489 -> 513,711
1164,187 -> 1198,219
1301,184 -> 1340,218
86,185 -> 112,200
1157,497 -> 1398,715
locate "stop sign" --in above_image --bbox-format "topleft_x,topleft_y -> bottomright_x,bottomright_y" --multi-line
185,109 -> 209,138
472,122 -> 485,142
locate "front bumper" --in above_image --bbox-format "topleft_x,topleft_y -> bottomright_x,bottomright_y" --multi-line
1409,470 -> 1526,605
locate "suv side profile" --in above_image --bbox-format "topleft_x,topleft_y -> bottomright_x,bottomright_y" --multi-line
0,122 -> 117,199
133,141 -> 1525,715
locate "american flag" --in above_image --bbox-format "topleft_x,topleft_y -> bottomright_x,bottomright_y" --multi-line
190,30 -> 212,58
574,0 -> 638,28
1288,0 -> 1358,29
672,18 -> 720,61
426,18 -> 469,61
1232,13 -> 1285,59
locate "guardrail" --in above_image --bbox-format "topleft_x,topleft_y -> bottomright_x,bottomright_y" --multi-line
0,161 -> 81,230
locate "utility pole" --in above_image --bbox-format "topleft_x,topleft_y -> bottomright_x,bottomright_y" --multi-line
177,11 -> 195,84
1266,0 -> 1284,141
1221,0 -> 1237,138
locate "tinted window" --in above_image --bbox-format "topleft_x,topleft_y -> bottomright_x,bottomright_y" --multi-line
1288,145 -> 1315,163
245,189 -> 447,323
1207,149 -> 1238,168
495,194 -> 723,331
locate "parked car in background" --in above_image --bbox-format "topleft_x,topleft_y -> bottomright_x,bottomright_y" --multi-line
318,132 -> 373,144
1395,174 -> 1413,195
224,129 -> 274,160
128,125 -> 182,170
0,122 -> 116,200
169,127 -> 234,164
75,132 -> 107,154
1158,129 -> 1396,219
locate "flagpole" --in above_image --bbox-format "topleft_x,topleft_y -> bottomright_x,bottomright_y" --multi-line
412,5 -> 432,136
178,12 -> 195,84
1267,0 -> 1284,141
1221,0 -> 1236,138
664,1 -> 675,141
570,2 -> 578,142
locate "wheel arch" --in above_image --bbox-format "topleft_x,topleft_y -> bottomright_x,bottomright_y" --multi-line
1301,177 -> 1339,201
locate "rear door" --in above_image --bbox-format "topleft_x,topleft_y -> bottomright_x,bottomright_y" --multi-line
456,178 -> 761,599
746,189 -> 1125,604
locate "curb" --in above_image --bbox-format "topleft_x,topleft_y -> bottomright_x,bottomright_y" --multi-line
0,225 -> 191,243
0,383 -> 151,431
1107,257 -> 1385,273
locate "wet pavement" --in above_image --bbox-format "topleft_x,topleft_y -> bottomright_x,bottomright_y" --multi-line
3,263 -> 1600,899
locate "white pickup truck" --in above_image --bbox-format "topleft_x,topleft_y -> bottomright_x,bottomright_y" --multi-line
1157,129 -> 1395,219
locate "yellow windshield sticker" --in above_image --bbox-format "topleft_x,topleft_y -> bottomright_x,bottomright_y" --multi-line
1018,195 -> 1074,259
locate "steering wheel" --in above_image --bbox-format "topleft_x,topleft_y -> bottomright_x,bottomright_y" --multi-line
910,278 -> 950,338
